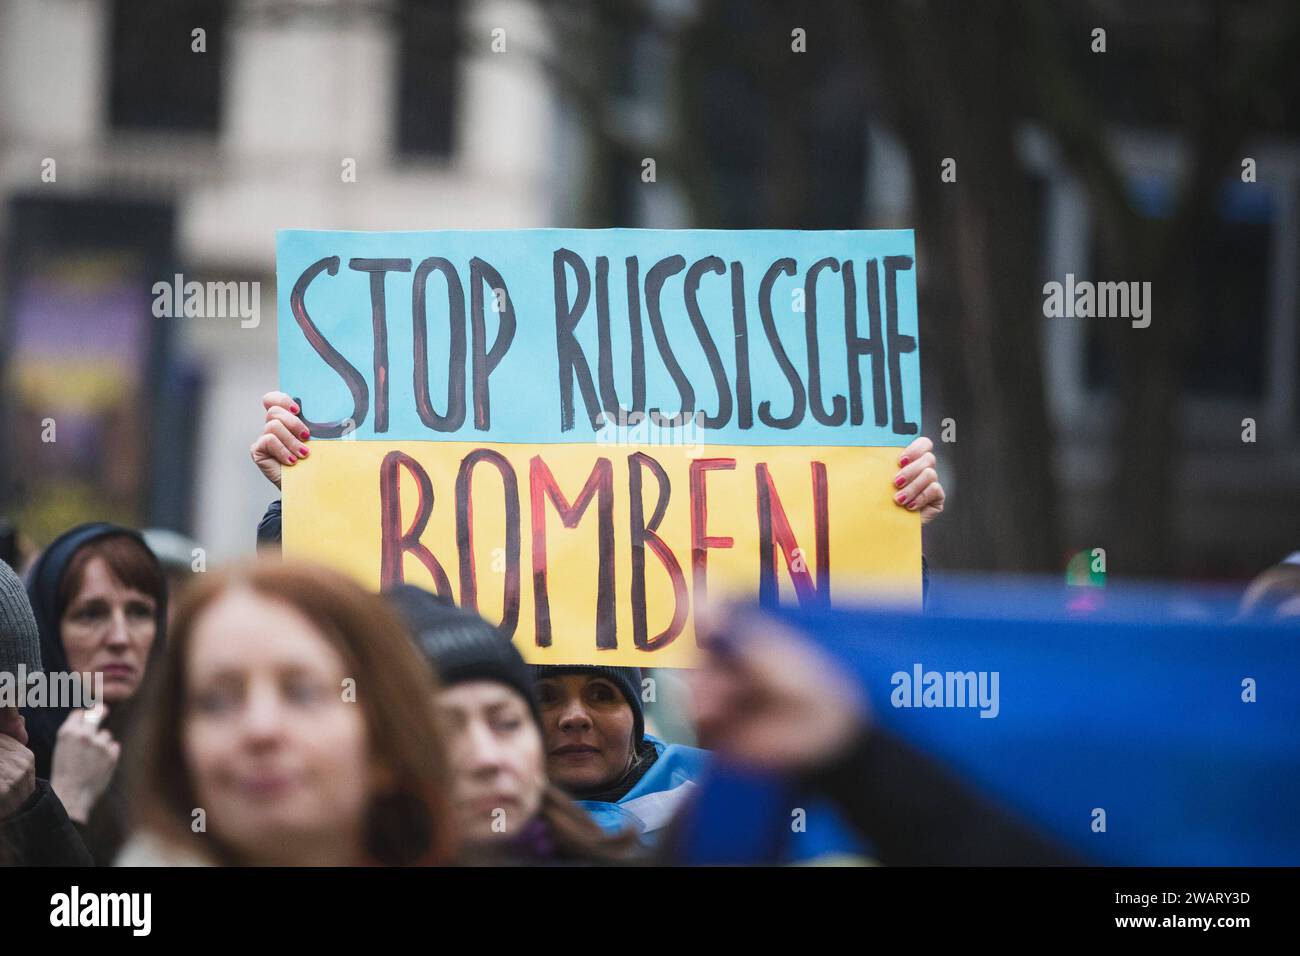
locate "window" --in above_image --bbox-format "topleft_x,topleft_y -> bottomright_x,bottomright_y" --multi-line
395,0 -> 460,158
1084,178 -> 1271,400
695,2 -> 867,228
109,0 -> 226,133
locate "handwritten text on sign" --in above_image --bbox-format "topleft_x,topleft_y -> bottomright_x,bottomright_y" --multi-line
278,229 -> 922,665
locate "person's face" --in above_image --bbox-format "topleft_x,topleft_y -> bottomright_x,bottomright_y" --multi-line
438,681 -> 545,843
61,556 -> 157,704
536,674 -> 635,790
183,590 -> 373,866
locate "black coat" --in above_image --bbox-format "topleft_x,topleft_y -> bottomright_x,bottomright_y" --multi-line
795,727 -> 1079,865
20,523 -> 167,865
0,779 -> 94,866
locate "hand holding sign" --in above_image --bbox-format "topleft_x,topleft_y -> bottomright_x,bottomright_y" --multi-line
250,391 -> 310,489
278,228 -> 926,667
894,435 -> 944,525
254,395 -> 945,524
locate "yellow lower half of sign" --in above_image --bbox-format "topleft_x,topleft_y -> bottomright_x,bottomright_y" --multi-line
283,440 -> 920,667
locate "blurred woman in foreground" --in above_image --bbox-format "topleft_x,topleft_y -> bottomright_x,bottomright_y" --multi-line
120,561 -> 456,866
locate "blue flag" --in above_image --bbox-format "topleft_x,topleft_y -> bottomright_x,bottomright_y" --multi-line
677,579 -> 1300,865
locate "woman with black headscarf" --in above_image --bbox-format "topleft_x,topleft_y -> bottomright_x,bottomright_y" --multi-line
22,523 -> 167,864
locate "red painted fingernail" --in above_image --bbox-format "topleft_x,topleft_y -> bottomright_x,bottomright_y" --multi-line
895,492 -> 906,504
899,456 -> 910,467
289,404 -> 299,414
906,499 -> 917,510
299,446 -> 309,456
287,455 -> 297,463
300,430 -> 310,440
894,475 -> 905,488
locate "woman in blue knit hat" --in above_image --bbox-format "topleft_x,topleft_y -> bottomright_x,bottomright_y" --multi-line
531,664 -> 708,842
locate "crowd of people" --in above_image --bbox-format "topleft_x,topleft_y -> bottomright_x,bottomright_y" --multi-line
1,391 -> 1295,867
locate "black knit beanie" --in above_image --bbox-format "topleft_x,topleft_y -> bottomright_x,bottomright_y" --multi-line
530,664 -> 645,745
1,558 -> 41,675
385,584 -> 541,728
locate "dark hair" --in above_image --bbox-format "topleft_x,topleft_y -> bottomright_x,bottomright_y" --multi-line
537,785 -> 642,863
17,525 -> 168,863
461,783 -> 641,865
533,665 -> 645,746
128,559 -> 458,866
57,533 -> 166,623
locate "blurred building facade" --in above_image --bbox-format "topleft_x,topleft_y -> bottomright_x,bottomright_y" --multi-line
1,0 -> 559,562
1,0 -> 1296,580
571,0 -> 1300,581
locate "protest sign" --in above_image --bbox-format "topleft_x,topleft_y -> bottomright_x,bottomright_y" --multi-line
279,228 -> 923,665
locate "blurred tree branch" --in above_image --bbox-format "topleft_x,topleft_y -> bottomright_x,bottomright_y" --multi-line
855,0 -> 1063,571
1019,0 -> 1300,574
526,0 -> 718,225
312,0 -> 1295,575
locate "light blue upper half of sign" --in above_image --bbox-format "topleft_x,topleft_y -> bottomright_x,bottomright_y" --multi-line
277,228 -> 921,446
